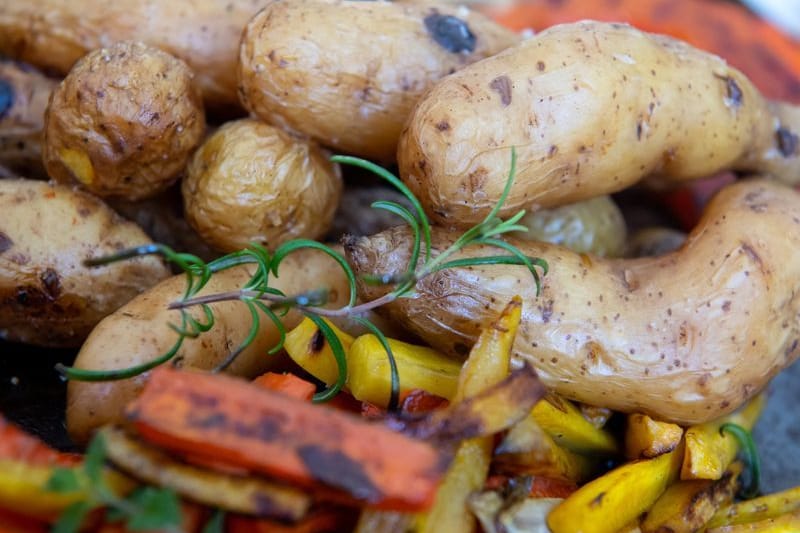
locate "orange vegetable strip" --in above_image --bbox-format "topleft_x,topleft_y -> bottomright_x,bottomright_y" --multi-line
126,367 -> 447,512
253,372 -> 316,401
0,415 -> 80,467
0,507 -> 48,533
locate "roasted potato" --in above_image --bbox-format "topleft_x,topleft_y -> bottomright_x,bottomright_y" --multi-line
346,179 -> 800,425
0,179 -> 169,347
183,119 -> 342,252
66,247 -> 352,444
238,0 -> 520,161
514,196 -> 626,257
43,41 -> 205,200
398,21 -> 800,226
0,60 -> 56,179
0,0 -> 267,109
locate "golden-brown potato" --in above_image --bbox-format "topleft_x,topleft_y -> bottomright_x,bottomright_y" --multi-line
346,179 -> 800,425
238,0 -> 520,161
0,179 -> 169,347
514,196 -> 626,257
0,60 -> 57,179
398,21 -> 800,226
66,248 -> 351,443
183,119 -> 342,252
43,41 -> 205,200
0,0 -> 267,110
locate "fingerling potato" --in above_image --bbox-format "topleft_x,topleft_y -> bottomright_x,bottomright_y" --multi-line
0,0 -> 267,109
346,179 -> 800,425
0,60 -> 57,179
238,0 -> 520,161
0,179 -> 169,347
44,41 -> 205,200
182,119 -> 342,252
398,21 -> 800,226
66,248 -> 352,444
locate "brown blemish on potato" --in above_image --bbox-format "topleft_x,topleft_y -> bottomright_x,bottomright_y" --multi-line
719,75 -> 743,107
39,268 -> 62,300
423,13 -> 476,54
776,127 -> 798,157
537,61 -> 546,71
0,231 -> 12,255
0,77 -> 13,121
489,75 -> 512,106
435,120 -> 450,131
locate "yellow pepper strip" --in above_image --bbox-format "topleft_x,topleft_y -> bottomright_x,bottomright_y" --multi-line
625,413 -> 684,460
531,395 -> 619,455
705,510 -> 800,533
546,441 -> 684,533
706,486 -> 800,529
416,297 -> 522,533
494,414 -> 596,483
681,394 -> 765,481
283,317 -> 355,385
348,335 -> 462,407
640,462 -> 741,533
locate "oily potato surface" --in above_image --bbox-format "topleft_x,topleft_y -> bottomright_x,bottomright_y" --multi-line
238,0 -> 520,161
398,21 -> 800,226
44,41 -> 205,200
67,248 -> 352,443
183,119 -> 342,252
0,179 -> 169,347
346,179 -> 800,425
0,60 -> 56,179
0,0 -> 266,109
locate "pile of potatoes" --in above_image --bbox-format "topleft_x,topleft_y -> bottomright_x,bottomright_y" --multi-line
1,0 -> 799,442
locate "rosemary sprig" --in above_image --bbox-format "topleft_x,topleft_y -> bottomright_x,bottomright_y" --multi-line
58,148 -> 548,407
720,423 -> 761,499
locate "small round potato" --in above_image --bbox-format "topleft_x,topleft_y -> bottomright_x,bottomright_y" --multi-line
238,0 -> 520,161
43,41 -> 205,200
183,119 -> 342,252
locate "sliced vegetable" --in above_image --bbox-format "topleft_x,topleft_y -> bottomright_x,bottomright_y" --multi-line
546,442 -> 684,533
348,334 -> 461,407
253,372 -> 316,402
227,508 -> 355,533
469,491 -> 562,533
706,510 -> 800,532
101,425 -> 311,521
530,395 -> 619,455
417,297 -> 524,533
0,416 -> 80,467
681,395 -> 765,480
284,317 -> 355,385
625,414 -> 684,460
707,486 -> 800,529
640,462 -> 741,533
126,366 -> 447,512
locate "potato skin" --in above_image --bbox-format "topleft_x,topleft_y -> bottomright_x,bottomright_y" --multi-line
183,119 -> 342,252
238,0 -> 520,161
0,180 -> 169,347
0,60 -> 57,179
0,0 -> 265,109
66,249 -> 351,443
346,180 -> 800,425
398,21 -> 800,226
43,42 -> 205,200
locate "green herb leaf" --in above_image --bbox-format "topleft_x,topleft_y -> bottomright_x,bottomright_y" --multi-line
84,432 -> 107,484
124,487 -> 183,531
354,316 -> 400,411
51,501 -> 93,533
720,423 -> 761,499
202,509 -> 226,533
307,313 -> 348,402
46,468 -> 83,493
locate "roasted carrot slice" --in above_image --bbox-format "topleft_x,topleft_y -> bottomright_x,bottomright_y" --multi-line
0,507 -> 48,533
0,415 -> 80,467
126,367 -> 448,512
253,372 -> 316,402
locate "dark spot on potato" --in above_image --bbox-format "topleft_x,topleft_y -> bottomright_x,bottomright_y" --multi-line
453,342 -> 470,356
39,269 -> 62,300
721,300 -> 731,312
424,13 -> 476,54
489,75 -> 512,106
721,75 -> 743,107
297,445 -> 382,502
776,127 -> 798,157
435,120 -> 450,131
636,121 -> 643,140
540,299 -> 554,323
786,339 -> 799,359
310,328 -> 325,353
537,61 -> 546,71
740,242 -> 763,270
0,77 -> 14,120
0,231 -> 12,255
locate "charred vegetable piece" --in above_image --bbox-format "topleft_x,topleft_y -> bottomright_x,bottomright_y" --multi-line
681,394 -> 765,480
706,511 -> 800,532
530,395 -> 619,455
101,426 -> 311,520
625,414 -> 684,460
546,442 -> 684,533
707,486 -> 800,529
640,462 -> 741,533
126,366 -> 447,512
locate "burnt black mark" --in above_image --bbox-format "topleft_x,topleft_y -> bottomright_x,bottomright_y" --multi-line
0,231 -> 12,255
297,445 -> 382,502
252,493 -> 297,522
424,13 -> 476,54
776,127 -> 799,158
39,268 -> 62,300
489,75 -> 512,106
15,286 -> 49,307
636,120 -> 643,140
453,342 -> 470,356
310,329 -> 325,353
186,408 -> 284,442
435,120 -> 450,131
0,77 -> 13,121
722,76 -> 743,107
